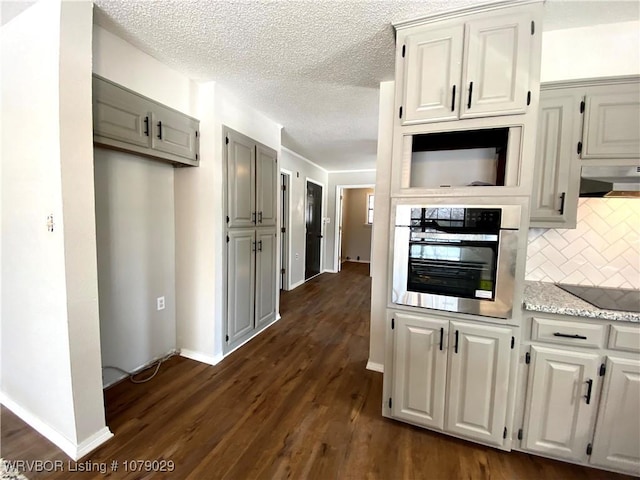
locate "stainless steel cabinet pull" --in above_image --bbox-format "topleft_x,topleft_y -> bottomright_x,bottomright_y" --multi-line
584,379 -> 593,404
553,332 -> 587,340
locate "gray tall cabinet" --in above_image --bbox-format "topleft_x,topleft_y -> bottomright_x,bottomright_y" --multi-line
225,128 -> 278,350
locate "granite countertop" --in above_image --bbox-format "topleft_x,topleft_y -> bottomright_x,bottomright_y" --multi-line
523,281 -> 640,323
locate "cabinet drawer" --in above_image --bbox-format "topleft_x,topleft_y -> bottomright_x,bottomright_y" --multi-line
608,324 -> 640,353
531,317 -> 606,348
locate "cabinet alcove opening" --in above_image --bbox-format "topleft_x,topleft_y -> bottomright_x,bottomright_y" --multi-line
409,128 -> 509,189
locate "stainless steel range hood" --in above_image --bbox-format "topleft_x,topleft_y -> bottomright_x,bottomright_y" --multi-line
580,165 -> 640,198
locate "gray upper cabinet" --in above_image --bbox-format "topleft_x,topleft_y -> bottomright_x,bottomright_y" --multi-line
256,144 -> 278,227
530,90 -> 582,228
226,129 -> 277,229
227,130 -> 257,228
582,85 -> 640,160
92,75 -> 199,167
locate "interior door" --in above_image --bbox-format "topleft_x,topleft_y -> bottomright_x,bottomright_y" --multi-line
337,189 -> 343,272
305,181 -> 323,280
280,173 -> 289,290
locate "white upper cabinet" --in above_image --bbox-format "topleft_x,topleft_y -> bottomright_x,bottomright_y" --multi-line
403,25 -> 464,123
398,8 -> 536,125
461,12 -> 532,119
530,91 -> 582,228
582,87 -> 640,159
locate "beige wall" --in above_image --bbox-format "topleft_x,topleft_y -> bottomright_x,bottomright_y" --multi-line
341,188 -> 374,263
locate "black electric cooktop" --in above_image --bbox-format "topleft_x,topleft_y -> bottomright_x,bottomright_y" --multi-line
557,284 -> 640,313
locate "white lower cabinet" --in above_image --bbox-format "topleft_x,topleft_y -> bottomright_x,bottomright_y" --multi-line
446,321 -> 513,447
390,312 -> 515,448
521,346 -> 601,462
518,315 -> 640,476
392,314 -> 448,429
590,357 -> 640,475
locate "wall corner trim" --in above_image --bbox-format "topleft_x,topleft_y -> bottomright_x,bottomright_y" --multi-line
366,361 -> 384,373
179,349 -> 223,366
0,392 -> 113,460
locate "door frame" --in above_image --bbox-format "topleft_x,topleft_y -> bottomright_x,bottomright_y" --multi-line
333,184 -> 375,273
280,169 -> 292,291
304,177 -> 325,281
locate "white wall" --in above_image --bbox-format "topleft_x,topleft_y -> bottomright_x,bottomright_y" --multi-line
325,171 -> 377,272
341,188 -> 374,263
541,21 -> 640,82
94,150 -> 176,386
1,0 -> 110,458
279,148 -> 328,289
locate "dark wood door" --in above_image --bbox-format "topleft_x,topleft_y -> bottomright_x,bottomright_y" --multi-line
305,181 -> 323,280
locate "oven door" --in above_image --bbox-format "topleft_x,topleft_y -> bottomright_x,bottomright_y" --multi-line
392,226 -> 517,319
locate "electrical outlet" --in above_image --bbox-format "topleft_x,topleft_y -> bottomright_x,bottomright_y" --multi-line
157,296 -> 165,311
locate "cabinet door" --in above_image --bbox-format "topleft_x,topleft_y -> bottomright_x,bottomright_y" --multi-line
402,25 -> 464,124
461,12 -> 532,118
151,106 -> 199,162
522,346 -> 600,463
256,144 -> 278,227
92,76 -> 151,148
582,90 -> 640,159
392,313 -> 448,429
227,130 -> 256,228
530,92 -> 581,228
446,321 -> 512,447
227,230 -> 256,346
590,357 -> 640,475
255,229 -> 277,329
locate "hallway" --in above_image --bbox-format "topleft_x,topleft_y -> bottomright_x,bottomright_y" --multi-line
1,263 -> 633,479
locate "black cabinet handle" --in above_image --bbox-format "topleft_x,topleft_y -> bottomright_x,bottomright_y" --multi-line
553,332 -> 587,340
454,330 -> 459,353
144,116 -> 149,136
252,241 -> 257,252
252,212 -> 256,224
439,327 -> 444,351
157,121 -> 163,139
559,192 -> 566,215
258,240 -> 263,252
584,379 -> 593,405
258,211 -> 263,224
451,85 -> 456,112
467,82 -> 473,109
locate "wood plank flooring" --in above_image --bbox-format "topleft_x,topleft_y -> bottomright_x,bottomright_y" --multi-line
1,262 -> 635,479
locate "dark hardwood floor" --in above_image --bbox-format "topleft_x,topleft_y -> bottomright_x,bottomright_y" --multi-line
1,262 -> 635,479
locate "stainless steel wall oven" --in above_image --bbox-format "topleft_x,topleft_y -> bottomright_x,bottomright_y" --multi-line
392,204 -> 522,319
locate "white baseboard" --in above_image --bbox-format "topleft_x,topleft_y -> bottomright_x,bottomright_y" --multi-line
76,427 -> 114,460
366,360 -> 384,373
0,392 -> 113,460
343,259 -> 371,264
180,349 -> 223,366
288,279 -> 305,290
323,268 -> 338,274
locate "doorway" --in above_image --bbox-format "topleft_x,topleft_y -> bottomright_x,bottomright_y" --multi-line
334,185 -> 375,273
305,179 -> 323,280
280,170 -> 291,290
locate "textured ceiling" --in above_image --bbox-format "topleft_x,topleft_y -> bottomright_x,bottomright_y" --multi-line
6,0 -> 637,171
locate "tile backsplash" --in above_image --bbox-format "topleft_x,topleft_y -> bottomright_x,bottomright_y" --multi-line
526,198 -> 640,289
